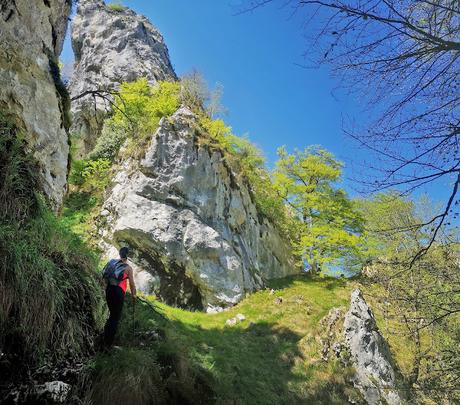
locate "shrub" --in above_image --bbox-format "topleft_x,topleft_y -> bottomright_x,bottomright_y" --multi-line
109,79 -> 180,157
180,70 -> 209,112
199,115 -> 293,237
107,2 -> 126,12
89,123 -> 127,161
69,158 -> 111,192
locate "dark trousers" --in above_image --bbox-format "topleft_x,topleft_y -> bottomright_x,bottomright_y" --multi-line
104,285 -> 125,347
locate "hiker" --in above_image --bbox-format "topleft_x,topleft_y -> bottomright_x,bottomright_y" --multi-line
102,247 -> 137,348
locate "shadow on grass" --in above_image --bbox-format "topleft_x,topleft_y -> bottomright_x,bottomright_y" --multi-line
95,294 -> 358,405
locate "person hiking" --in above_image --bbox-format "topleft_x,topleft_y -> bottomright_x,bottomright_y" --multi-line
102,247 -> 137,348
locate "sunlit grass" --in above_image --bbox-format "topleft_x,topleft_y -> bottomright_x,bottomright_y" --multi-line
110,275 -> 363,404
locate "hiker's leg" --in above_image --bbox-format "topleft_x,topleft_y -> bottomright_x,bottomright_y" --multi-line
104,286 -> 124,346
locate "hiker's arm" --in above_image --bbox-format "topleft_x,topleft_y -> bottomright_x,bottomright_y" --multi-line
127,266 -> 137,299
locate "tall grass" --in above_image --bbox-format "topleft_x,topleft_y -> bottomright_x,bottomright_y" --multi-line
85,348 -> 166,405
0,112 -> 104,367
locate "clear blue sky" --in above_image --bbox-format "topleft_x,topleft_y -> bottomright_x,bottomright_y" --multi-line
61,0 -> 448,203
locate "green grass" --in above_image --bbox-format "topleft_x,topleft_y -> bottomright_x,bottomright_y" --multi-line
61,191 -> 99,242
88,275 -> 364,404
85,348 -> 166,405
0,112 -> 105,372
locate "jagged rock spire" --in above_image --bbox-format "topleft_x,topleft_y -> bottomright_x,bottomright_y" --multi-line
69,0 -> 177,155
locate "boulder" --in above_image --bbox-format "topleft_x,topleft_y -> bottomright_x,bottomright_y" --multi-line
0,0 -> 71,208
69,0 -> 177,156
100,107 -> 298,311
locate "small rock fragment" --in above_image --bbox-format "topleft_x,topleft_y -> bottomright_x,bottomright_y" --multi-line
36,381 -> 71,403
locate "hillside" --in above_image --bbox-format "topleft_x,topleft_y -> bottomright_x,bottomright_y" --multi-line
0,1 -> 458,404
88,276 -> 361,404
84,275 -> 421,405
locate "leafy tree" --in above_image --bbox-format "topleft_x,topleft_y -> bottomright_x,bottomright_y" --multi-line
358,192 -> 460,401
241,0 -> 460,252
273,146 -> 365,273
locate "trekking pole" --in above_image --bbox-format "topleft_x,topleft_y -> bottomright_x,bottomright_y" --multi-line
132,297 -> 136,339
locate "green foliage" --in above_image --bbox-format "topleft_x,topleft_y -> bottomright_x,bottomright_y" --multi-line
107,78 -> 180,157
199,116 -> 294,237
61,191 -> 99,240
69,158 -> 111,192
0,114 -> 39,224
356,191 -> 419,260
106,2 -> 126,11
89,123 -> 126,160
360,192 -> 460,402
273,146 -> 365,272
0,114 -> 104,367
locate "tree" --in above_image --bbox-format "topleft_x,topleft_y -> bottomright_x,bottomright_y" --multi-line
240,0 -> 460,254
358,192 -> 460,401
273,146 -> 365,273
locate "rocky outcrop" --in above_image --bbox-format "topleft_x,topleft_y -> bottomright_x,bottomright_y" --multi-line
99,107 -> 297,311
343,289 -> 406,405
318,290 -> 407,404
0,0 -> 71,208
69,0 -> 177,156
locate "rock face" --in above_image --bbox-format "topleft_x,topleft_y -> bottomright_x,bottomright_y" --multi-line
344,289 -> 406,405
0,0 -> 71,208
69,0 -> 177,156
100,107 -> 297,311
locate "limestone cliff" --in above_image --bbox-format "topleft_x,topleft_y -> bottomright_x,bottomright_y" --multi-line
99,108 -> 297,311
0,0 -> 71,208
69,0 -> 177,156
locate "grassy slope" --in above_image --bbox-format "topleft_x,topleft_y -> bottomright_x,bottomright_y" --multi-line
90,275 -> 368,404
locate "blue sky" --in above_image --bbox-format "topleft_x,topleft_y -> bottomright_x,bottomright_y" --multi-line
61,0 -> 449,203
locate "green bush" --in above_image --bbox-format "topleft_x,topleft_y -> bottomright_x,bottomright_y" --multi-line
69,158 -> 111,192
107,2 -> 126,12
108,78 -> 180,158
89,123 -> 127,161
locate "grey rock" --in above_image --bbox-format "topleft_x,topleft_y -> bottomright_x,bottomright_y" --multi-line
100,107 -> 298,311
0,0 -> 71,208
69,0 -> 176,156
344,289 -> 406,405
319,306 -> 345,361
35,381 -> 71,403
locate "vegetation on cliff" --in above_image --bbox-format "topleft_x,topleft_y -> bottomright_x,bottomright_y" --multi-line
0,113 -> 105,380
